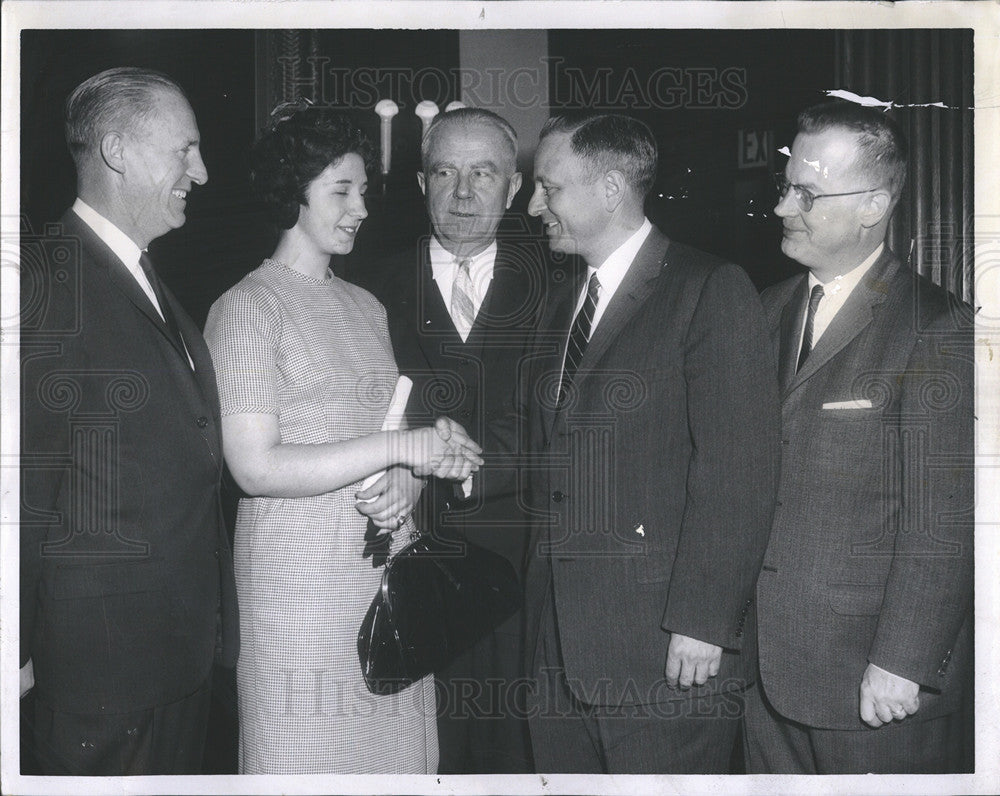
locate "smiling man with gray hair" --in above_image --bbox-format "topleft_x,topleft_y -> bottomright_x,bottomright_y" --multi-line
20,66 -> 237,775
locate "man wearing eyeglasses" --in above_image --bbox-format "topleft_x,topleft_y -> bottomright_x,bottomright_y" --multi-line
744,100 -> 973,773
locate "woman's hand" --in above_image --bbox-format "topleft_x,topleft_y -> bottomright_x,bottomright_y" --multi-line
403,418 -> 483,481
355,466 -> 426,529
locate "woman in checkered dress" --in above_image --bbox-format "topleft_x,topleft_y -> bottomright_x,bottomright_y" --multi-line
204,108 -> 481,774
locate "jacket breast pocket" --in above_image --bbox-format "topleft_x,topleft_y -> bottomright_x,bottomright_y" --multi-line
828,584 -> 885,616
51,559 -> 163,600
820,407 -> 883,422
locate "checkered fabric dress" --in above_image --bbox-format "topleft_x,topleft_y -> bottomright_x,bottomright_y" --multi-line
205,259 -> 438,774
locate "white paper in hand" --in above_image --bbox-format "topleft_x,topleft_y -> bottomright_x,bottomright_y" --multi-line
357,376 -> 413,500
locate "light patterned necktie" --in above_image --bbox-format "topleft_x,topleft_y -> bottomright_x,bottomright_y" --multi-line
450,257 -> 476,339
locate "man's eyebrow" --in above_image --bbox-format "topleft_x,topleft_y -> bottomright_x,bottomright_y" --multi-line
428,160 -> 501,172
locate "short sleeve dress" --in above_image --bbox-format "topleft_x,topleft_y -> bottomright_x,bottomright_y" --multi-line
204,259 -> 438,774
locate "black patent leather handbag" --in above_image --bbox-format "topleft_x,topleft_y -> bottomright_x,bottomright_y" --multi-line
357,534 -> 521,695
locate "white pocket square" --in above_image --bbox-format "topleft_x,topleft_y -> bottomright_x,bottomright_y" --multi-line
822,399 -> 874,410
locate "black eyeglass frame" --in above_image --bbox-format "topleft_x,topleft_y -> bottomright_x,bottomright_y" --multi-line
773,172 -> 882,213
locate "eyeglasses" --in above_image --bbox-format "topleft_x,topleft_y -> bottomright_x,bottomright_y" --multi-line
773,172 -> 880,213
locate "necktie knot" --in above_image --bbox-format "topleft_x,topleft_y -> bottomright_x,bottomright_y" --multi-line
809,283 -> 825,308
138,251 -> 156,279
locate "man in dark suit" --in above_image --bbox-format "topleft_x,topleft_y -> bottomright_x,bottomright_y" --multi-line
521,113 -> 780,773
744,101 -> 973,773
20,67 -> 237,775
374,108 -> 543,773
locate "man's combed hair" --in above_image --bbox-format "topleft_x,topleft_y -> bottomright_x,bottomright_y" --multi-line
539,114 -> 658,199
421,107 -> 519,173
65,67 -> 186,165
797,100 -> 909,200
250,108 -> 376,230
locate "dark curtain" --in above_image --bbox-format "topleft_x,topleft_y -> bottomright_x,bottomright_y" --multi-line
835,29 -> 974,303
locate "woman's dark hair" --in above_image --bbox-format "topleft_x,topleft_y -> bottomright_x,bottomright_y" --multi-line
251,105 -> 376,229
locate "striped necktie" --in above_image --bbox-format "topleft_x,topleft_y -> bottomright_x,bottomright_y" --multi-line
450,257 -> 476,339
559,272 -> 601,406
797,283 -> 824,372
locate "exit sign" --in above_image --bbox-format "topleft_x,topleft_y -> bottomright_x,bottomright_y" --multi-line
738,129 -> 773,169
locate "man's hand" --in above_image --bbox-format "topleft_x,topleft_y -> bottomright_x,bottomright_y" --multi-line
665,633 -> 723,689
20,658 -> 34,699
407,418 -> 483,481
355,466 -> 426,529
859,662 -> 920,727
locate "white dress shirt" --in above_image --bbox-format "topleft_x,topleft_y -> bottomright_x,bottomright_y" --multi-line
429,236 -> 498,342
799,242 -> 885,357
573,217 -> 653,335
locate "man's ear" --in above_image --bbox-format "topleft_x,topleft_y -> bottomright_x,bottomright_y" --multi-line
506,172 -> 523,209
416,171 -> 427,196
604,170 -> 627,212
859,189 -> 892,228
100,131 -> 126,175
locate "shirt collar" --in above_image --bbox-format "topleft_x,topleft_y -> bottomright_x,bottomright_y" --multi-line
73,198 -> 144,269
588,218 -> 653,295
428,236 -> 498,285
808,242 -> 885,298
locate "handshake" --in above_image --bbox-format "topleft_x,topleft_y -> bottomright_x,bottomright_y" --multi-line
397,417 -> 484,482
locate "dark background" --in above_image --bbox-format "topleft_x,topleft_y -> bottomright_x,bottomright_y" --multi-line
20,27 -> 840,327
18,27 -> 973,774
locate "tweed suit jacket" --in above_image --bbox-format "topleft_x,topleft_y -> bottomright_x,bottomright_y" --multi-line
20,209 -> 238,715
376,235 -> 546,568
754,248 -> 974,730
522,225 -> 781,707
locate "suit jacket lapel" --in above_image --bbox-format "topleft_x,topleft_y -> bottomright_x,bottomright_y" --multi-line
578,227 -> 669,373
63,210 -> 220,462
415,240 -> 463,365
540,276 -> 579,442
777,276 -> 809,394
64,211 -> 169,340
785,250 -> 900,398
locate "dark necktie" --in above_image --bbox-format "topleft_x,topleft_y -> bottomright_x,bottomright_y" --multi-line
559,272 -> 600,406
797,283 -> 824,372
139,252 -> 187,360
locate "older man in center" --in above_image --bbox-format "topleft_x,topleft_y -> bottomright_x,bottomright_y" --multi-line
521,113 -> 780,773
375,108 -> 545,773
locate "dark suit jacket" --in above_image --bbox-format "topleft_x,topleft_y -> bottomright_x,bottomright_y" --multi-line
376,236 -> 546,568
755,248 -> 974,730
20,209 -> 238,715
523,226 -> 781,706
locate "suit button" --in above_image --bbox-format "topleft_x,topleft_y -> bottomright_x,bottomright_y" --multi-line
214,548 -> 220,559
735,628 -> 743,638
196,416 -> 209,428
781,439 -> 789,445
551,491 -> 565,503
